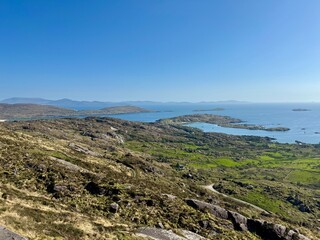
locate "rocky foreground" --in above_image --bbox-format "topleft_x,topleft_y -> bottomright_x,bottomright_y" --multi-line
0,117 -> 318,239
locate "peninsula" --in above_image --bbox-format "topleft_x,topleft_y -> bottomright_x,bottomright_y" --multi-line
157,114 -> 290,132
193,107 -> 225,112
0,103 -> 151,120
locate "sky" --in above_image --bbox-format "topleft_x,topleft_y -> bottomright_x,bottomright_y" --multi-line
0,0 -> 319,102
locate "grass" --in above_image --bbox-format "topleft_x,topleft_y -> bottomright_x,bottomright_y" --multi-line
189,158 -> 258,168
126,141 -> 320,184
239,191 -> 290,217
1,118 -> 320,239
125,139 -> 320,225
286,169 -> 320,186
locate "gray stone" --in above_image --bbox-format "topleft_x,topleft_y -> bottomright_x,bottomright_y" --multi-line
110,202 -> 119,213
137,227 -> 208,240
53,185 -> 67,193
186,199 -> 228,219
0,226 -> 28,240
186,199 -> 311,240
227,211 -> 248,231
156,222 -> 164,229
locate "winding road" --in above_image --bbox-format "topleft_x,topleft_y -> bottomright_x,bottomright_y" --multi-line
203,184 -> 269,214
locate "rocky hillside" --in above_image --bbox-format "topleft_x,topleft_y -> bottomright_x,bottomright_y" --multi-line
0,117 -> 318,239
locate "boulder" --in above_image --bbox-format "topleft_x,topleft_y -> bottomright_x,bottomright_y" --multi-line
247,219 -> 310,240
162,194 -> 177,200
287,196 -> 303,206
36,164 -> 46,173
145,199 -> 154,207
50,184 -> 68,198
198,220 -> 210,229
109,202 -> 119,213
69,143 -> 101,156
182,173 -> 193,179
180,229 -> 208,240
102,132 -> 124,144
298,204 -> 311,213
186,199 -> 228,219
136,227 -> 208,240
227,211 -> 248,231
85,182 -> 107,195
156,222 -> 164,229
186,199 -> 311,240
53,185 -> 67,193
85,181 -> 102,195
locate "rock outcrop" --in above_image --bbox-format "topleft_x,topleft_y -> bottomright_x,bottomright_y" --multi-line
185,199 -> 229,219
69,143 -> 101,156
0,226 -> 28,240
136,227 -> 207,240
186,199 -> 310,240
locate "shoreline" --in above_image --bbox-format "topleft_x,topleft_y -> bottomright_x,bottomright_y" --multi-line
157,114 -> 290,132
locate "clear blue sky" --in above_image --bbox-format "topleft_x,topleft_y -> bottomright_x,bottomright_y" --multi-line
0,0 -> 319,102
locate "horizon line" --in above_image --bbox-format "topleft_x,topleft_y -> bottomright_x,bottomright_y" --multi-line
1,97 -> 320,104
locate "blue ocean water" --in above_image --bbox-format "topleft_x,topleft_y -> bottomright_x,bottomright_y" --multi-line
106,103 -> 320,144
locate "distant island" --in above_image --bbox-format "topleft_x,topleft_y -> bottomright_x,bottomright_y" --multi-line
158,114 -> 290,132
0,104 -> 151,120
292,108 -> 311,112
193,107 -> 225,112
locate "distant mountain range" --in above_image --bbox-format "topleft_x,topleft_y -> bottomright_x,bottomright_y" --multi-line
0,98 -> 249,110
0,98 -> 121,110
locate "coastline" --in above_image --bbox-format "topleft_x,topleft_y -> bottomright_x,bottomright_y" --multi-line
158,114 -> 290,132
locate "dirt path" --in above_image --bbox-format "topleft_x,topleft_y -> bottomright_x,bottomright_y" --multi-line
203,184 -> 269,214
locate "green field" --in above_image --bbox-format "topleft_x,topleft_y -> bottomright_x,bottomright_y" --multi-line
125,139 -> 320,223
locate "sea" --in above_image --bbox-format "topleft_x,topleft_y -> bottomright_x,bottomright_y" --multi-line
105,103 -> 320,144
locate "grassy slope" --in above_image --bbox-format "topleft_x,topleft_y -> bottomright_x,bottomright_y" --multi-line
0,117 -> 318,239
125,138 -> 320,218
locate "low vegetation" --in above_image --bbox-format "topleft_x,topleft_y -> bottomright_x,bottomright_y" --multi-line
0,116 -> 318,239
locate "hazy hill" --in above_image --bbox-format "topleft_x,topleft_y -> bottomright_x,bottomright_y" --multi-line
0,104 -> 75,119
0,104 -> 151,120
0,98 -> 51,105
80,105 -> 152,116
96,105 -> 151,114
46,98 -> 116,110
